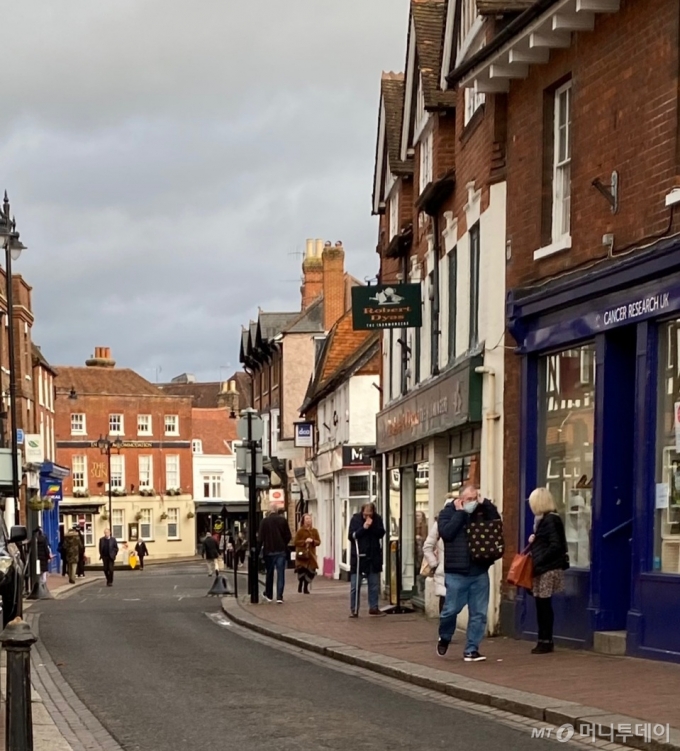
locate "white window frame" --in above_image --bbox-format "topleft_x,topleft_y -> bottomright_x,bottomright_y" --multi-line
140,509 -> 153,541
202,474 -> 222,499
165,455 -> 180,491
109,414 -> 124,436
464,86 -> 486,126
271,410 -> 280,457
73,513 -> 94,547
72,455 -> 87,490
71,413 -> 86,435
112,509 -> 125,542
552,81 -> 572,244
419,127 -> 433,194
261,414 -> 270,457
164,415 -> 179,436
110,455 -> 125,490
137,414 -> 152,436
167,508 -> 179,540
192,439 -> 203,454
139,455 -> 153,490
388,193 -> 400,241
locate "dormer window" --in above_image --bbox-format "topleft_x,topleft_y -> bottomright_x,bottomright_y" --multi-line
419,130 -> 434,193
457,0 -> 483,64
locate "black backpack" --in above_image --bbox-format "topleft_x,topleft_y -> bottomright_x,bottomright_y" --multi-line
467,517 -> 505,563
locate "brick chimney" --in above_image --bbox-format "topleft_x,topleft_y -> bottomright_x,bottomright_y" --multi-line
322,241 -> 346,331
300,238 -> 323,310
217,379 -> 239,414
85,347 -> 116,368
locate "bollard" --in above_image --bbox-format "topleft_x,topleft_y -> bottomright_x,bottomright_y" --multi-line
0,617 -> 37,751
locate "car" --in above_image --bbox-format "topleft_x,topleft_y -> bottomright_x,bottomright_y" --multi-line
0,519 -> 27,627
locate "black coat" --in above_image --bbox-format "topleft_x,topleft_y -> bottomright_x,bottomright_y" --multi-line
36,533 -> 51,573
531,513 -> 569,577
438,499 -> 501,576
135,541 -> 149,558
202,535 -> 219,560
99,536 -> 119,561
348,512 -> 385,575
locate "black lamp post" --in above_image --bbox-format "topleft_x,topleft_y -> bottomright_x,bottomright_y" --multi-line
96,435 -> 124,527
1,193 -> 27,527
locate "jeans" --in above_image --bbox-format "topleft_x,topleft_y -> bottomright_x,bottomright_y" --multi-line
350,571 -> 380,613
265,552 -> 287,600
535,596 -> 554,642
438,571 -> 490,653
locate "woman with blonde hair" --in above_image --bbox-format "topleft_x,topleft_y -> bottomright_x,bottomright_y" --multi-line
294,514 -> 321,594
528,487 -> 569,654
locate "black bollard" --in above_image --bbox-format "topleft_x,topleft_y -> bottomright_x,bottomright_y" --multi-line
0,618 -> 37,751
233,549 -> 238,598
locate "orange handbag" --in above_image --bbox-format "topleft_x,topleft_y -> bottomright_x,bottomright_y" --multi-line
507,547 -> 534,590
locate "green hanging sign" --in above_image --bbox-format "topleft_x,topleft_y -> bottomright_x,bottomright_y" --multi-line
351,284 -> 422,330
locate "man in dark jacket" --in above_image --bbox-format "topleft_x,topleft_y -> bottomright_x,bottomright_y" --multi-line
258,505 -> 292,602
436,484 -> 501,662
348,502 -> 386,617
63,525 -> 84,584
99,528 -> 119,587
202,532 -> 220,576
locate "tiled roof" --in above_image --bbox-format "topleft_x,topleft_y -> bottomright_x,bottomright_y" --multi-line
477,0 -> 534,14
191,408 -> 238,455
160,372 -> 251,411
283,297 -> 324,334
381,73 -> 412,176
54,366 -> 164,397
258,312 -> 298,342
412,0 -> 457,110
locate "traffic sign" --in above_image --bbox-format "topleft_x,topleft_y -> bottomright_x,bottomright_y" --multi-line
237,410 -> 264,442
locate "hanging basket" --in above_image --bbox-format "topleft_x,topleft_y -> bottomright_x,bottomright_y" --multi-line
28,499 -> 43,512
41,499 -> 54,511
134,512 -> 143,522
186,511 -> 195,520
159,512 -> 168,521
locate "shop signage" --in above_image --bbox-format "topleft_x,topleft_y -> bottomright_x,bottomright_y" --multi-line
342,445 -> 374,467
57,440 -> 191,449
24,434 -> 44,464
294,422 -> 314,448
40,477 -> 62,503
376,358 -> 483,453
269,488 -> 285,508
351,284 -> 422,330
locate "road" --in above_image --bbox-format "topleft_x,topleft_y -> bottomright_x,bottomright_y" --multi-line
32,563 -> 568,751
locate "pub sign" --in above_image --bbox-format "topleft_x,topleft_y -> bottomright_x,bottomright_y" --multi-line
351,284 -> 422,330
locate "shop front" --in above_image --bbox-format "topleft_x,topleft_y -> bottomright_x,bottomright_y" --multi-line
376,357 -> 483,612
507,238 -> 680,662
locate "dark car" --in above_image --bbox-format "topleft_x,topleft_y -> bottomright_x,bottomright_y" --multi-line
0,519 -> 27,627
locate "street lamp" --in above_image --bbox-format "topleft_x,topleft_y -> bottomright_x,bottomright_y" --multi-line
96,435 -> 124,527
0,192 -> 27,526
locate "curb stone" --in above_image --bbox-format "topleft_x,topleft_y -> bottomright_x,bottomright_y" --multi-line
221,597 -> 680,751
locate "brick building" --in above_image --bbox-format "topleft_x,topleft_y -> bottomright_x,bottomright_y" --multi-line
55,348 -> 195,560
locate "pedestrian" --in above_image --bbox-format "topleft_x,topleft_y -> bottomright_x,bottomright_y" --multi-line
202,531 -> 220,576
527,487 -> 569,654
76,525 -> 86,578
258,504 -> 292,603
348,502 -> 386,618
235,531 -> 246,567
34,527 -> 52,587
58,524 -> 67,577
99,527 -> 119,587
422,512 -> 446,613
135,539 -> 149,570
436,484 -> 502,662
62,524 -> 84,584
293,514 -> 321,594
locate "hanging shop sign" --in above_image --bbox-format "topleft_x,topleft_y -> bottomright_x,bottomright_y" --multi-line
39,477 -> 63,503
294,422 -> 314,448
351,284 -> 422,330
342,445 -> 374,468
24,434 -> 44,464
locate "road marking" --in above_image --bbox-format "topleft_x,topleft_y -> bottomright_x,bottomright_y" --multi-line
123,598 -> 141,601
206,612 -> 231,627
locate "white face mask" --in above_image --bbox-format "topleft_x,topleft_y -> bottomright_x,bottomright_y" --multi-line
463,500 -> 479,514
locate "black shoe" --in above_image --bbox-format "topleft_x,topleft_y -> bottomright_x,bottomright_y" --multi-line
303,583 -> 310,594
463,651 -> 486,662
349,612 -> 358,619
531,642 -> 554,654
298,581 -> 303,593
436,639 -> 449,657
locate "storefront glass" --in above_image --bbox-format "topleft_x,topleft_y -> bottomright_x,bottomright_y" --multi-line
539,344 -> 595,569
401,467 -> 416,595
414,462 -> 429,601
655,319 -> 680,573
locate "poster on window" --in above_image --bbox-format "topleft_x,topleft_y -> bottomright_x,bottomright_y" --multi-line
675,402 -> 680,452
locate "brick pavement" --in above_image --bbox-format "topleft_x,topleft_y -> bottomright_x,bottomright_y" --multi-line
236,577 -> 680,730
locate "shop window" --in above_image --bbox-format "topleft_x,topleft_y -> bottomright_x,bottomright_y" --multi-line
449,455 -> 478,493
74,514 -> 94,547
538,344 -> 595,569
655,319 -> 680,573
349,475 -> 370,496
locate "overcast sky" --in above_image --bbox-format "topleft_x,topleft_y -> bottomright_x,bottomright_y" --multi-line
5,1 -> 408,383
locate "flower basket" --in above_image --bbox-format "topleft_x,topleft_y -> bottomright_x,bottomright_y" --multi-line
28,499 -> 43,512
42,499 -> 54,511
134,512 -> 143,522
100,512 -> 109,522
159,512 -> 168,521
186,511 -> 195,520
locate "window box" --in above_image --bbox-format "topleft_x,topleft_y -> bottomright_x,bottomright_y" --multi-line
111,488 -> 127,497
139,488 -> 156,498
165,487 -> 182,496
73,488 -> 90,498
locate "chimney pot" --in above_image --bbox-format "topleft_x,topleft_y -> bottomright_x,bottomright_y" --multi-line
85,346 -> 115,368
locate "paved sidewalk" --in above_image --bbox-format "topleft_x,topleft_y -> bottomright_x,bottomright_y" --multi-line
222,577 -> 680,751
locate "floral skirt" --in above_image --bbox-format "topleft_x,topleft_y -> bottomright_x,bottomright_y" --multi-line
532,569 -> 565,598
296,566 -> 317,583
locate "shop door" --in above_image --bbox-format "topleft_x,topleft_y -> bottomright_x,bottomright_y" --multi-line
592,328 -> 636,632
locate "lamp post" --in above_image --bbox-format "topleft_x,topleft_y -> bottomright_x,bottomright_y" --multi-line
0,192 -> 27,527
96,435 -> 124,527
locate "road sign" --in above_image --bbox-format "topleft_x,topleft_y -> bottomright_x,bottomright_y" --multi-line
16,429 -> 24,445
237,472 -> 270,489
237,411 -> 264,442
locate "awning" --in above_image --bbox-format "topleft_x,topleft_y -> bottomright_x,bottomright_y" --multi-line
59,501 -> 104,515
194,503 -> 249,515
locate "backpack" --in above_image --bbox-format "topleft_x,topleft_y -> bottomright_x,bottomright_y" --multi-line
467,517 -> 505,563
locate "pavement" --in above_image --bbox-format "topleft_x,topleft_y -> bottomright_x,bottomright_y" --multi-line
0,562 -> 618,751
220,576 -> 680,751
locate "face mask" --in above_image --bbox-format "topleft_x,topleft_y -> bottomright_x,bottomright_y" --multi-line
463,501 -> 478,514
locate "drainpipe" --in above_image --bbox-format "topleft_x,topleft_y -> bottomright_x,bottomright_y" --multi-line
431,214 -> 441,377
474,367 -> 501,502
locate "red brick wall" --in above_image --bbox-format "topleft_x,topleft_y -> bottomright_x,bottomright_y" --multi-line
192,408 -> 237,455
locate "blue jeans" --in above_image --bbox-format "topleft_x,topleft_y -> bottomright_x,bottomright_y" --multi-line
264,553 -> 287,600
438,571 -> 490,653
350,571 -> 380,613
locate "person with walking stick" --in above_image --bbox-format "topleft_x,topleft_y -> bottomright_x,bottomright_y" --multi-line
348,502 -> 386,618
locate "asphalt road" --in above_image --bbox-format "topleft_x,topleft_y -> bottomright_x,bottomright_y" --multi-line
34,564 -> 568,751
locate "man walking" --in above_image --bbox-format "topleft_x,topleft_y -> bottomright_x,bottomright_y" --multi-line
258,504 -> 291,603
62,524 -> 84,584
99,528 -> 119,587
135,539 -> 149,570
348,502 -> 386,617
202,531 -> 220,576
436,484 -> 501,662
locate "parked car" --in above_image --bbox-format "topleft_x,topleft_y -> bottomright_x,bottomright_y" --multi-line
0,519 -> 27,627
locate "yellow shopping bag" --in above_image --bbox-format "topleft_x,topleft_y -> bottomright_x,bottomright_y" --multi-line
129,552 -> 139,569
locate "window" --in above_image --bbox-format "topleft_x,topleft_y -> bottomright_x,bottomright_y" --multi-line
140,509 -> 152,540
450,455 -> 477,492
262,414 -> 270,457
110,455 -> 125,490
165,455 -> 180,490
165,415 -> 179,436
539,344 -> 595,569
192,439 -> 203,454
139,456 -> 152,490
552,82 -> 572,242
348,475 -> 370,496
271,411 -> 280,456
167,508 -> 179,539
203,475 -> 222,499
109,414 -> 124,435
71,413 -> 86,435
464,86 -> 485,126
389,194 -> 399,240
74,514 -> 94,547
419,129 -> 433,193
469,223 -> 480,348
72,456 -> 86,490
655,319 -> 680,573
448,250 -> 457,362
112,509 -> 125,541
388,329 -> 394,400
137,415 -> 152,436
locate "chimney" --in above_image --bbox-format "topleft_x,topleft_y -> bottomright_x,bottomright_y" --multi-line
218,379 -> 239,413
85,346 -> 116,368
300,238 -> 323,310
322,241 -> 346,331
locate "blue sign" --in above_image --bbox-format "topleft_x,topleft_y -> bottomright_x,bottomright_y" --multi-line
39,477 -> 63,503
16,429 -> 24,445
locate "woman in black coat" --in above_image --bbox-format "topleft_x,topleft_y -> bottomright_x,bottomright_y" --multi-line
34,528 -> 52,586
528,488 -> 569,654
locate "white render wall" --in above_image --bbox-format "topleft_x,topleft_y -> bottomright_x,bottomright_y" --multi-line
192,453 -> 242,503
348,375 -> 379,445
